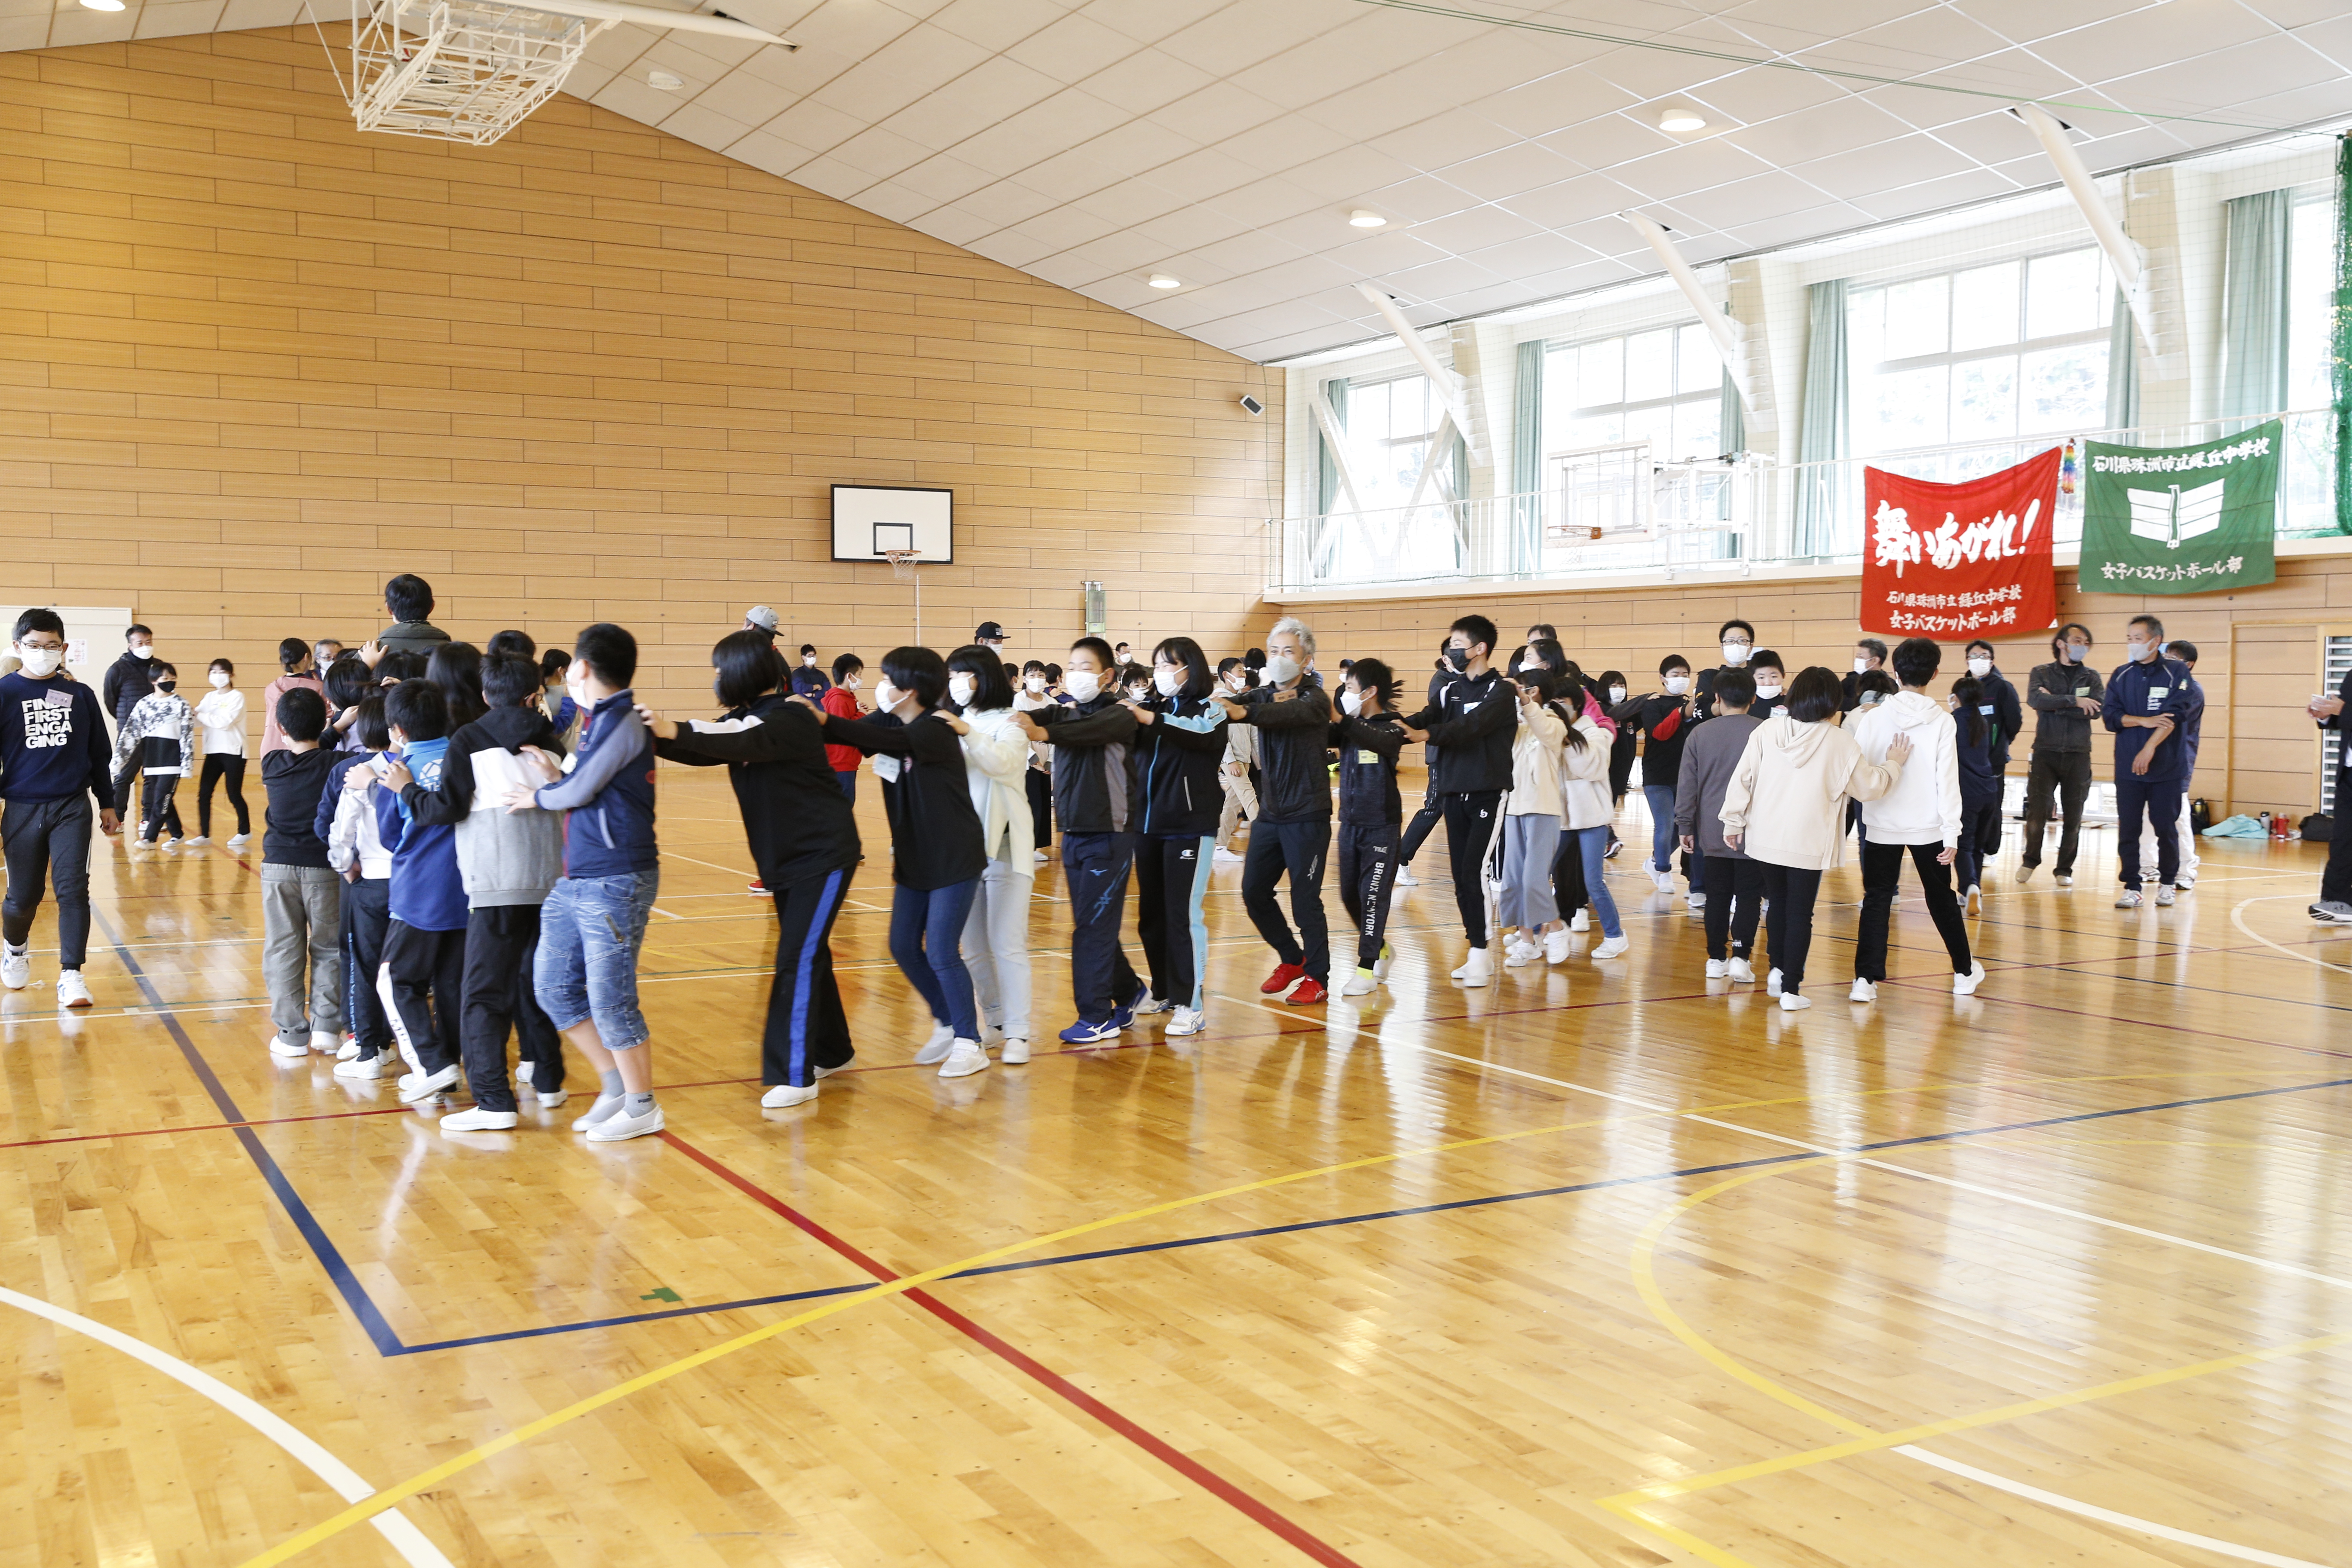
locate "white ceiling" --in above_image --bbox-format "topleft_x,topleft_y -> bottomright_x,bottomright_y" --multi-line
10,0 -> 2351,362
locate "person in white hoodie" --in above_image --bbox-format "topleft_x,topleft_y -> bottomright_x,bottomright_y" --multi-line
1498,670 -> 1567,966
1721,667 -> 1910,1012
949,646 -> 1036,1064
1847,637 -> 1985,1001
1555,672 -> 1629,961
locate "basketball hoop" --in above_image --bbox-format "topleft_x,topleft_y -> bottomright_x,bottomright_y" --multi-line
882,549 -> 923,643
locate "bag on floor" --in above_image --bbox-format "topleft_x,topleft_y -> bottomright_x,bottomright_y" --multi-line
2201,813 -> 2267,838
2303,812 -> 2333,843
2189,797 -> 2211,833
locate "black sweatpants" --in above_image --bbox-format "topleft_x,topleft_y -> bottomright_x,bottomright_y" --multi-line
1439,791 -> 1504,949
1336,820 -> 1399,971
459,903 -> 563,1112
1026,767 -> 1053,849
380,918 -> 465,1078
1,795 -> 94,969
1399,790 -> 1444,864
1136,835 -> 1213,1010
1241,816 -> 1330,983
2021,749 -> 2092,874
1063,830 -> 1143,1023
1550,830 -> 1586,919
112,755 -> 139,817
139,773 -> 183,842
197,753 -> 249,838
1856,839 -> 1973,981
340,874 -> 392,1062
1759,862 -> 1824,993
1702,854 -> 1765,962
765,867 -> 856,1088
2323,770 -> 2352,907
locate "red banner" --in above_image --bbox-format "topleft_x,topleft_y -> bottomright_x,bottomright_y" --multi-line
1861,448 -> 2060,641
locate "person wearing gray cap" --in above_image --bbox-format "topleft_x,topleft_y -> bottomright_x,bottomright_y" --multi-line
743,606 -> 780,642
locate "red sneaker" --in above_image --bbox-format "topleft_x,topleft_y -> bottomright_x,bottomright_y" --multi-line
1286,977 -> 1327,1006
747,880 -> 771,896
1259,962 -> 1305,995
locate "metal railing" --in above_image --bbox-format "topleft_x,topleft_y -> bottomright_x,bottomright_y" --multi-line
1272,407 -> 2342,594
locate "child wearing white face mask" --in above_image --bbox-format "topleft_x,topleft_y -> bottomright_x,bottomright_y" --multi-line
946,647 -> 1037,1063
1213,656 -> 1258,863
1123,638 -> 1228,1035
1746,651 -> 1787,720
1629,655 -> 1700,900
188,657 -> 251,845
820,653 -> 866,803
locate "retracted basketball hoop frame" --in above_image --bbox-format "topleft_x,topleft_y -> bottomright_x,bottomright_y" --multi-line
883,549 -> 922,643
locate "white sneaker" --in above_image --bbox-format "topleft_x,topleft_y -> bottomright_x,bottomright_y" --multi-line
1341,969 -> 1378,996
913,1022 -> 955,1065
2053,873 -> 2072,887
1212,846 -> 1243,864
1727,957 -> 1755,983
440,1106 -> 518,1132
2115,888 -> 2144,908
182,834 -> 210,846
1592,934 -> 1629,960
585,1102 -> 664,1141
1953,960 -> 1986,996
1001,1036 -> 1032,1062
762,1083 -> 818,1108
536,1088 -> 568,1108
1705,959 -> 1727,979
1165,1009 -> 1203,1035
1032,848 -> 1049,864
227,833 -> 251,848
336,1037 -> 360,1060
1396,868 -> 1419,887
1131,993 -> 1171,1015
1686,892 -> 1706,911
397,1063 -> 459,1103
307,1029 -> 338,1054
1372,943 -> 1392,979
1849,978 -> 1877,1002
571,1093 -> 625,1131
1650,864 -> 1674,892
1779,992 -> 1812,1012
268,1035 -> 311,1060
2013,865 -> 2035,884
55,970 -> 91,1008
1568,909 -> 1589,933
1,947 -> 28,990
938,1040 -> 989,1079
2154,885 -> 2176,906
1503,938 -> 1540,968
1766,968 -> 1783,996
1543,928 -> 1570,964
1452,947 -> 1492,986
334,1054 -> 388,1080
1965,884 -> 1981,914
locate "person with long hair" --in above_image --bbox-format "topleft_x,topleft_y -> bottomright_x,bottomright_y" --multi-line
426,641 -> 487,730
808,646 -> 990,1078
1497,667 -> 1567,967
1332,658 -> 1407,995
1124,636 -> 1228,1035
945,644 -> 1036,1064
643,632 -> 862,1106
1721,667 -> 1911,1012
1553,671 -> 1629,962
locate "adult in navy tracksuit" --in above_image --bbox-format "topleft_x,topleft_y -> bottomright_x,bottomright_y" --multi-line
372,679 -> 471,1102
2102,613 -> 2194,905
1949,674 -> 2002,897
649,631 -> 861,1105
1124,637 -> 1228,1034
1221,617 -> 1335,1005
1963,638 -> 2024,862
0,609 -> 120,1006
1023,637 -> 1145,1041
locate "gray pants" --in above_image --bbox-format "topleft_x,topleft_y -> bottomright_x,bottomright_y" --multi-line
262,864 -> 343,1046
2,795 -> 95,969
962,856 -> 1032,1040
1497,812 -> 1561,931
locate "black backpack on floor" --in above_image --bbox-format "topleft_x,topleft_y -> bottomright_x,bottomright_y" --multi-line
2303,813 -> 2333,843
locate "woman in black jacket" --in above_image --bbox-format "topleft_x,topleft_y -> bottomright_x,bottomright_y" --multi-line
641,632 -> 860,1108
809,646 -> 991,1081
1123,636 -> 1230,1038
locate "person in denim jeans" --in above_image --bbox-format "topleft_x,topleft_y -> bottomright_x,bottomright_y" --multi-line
506,623 -> 665,1142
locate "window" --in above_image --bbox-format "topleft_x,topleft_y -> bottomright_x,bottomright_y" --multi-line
2283,191 -> 2340,533
1542,322 -> 1722,470
1847,247 -> 2112,457
1338,373 -> 1446,512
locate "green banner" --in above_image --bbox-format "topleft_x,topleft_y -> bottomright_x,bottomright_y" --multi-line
2080,420 -> 2279,594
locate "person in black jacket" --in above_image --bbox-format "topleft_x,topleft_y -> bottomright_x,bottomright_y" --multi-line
646,633 -> 862,1105
1332,658 -> 1406,997
807,646 -> 991,1079
2018,624 -> 2102,885
1963,637 -> 2024,863
102,622 -> 159,818
1124,636 -> 1230,1037
1626,654 -> 1699,900
2309,667 -> 2352,922
1396,639 -> 1459,886
1218,616 -> 1336,1005
1396,613 -> 1516,985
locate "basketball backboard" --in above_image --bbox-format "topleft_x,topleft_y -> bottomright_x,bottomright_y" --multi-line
832,485 -> 953,564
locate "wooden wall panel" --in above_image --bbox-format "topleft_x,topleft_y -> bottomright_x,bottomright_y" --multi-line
0,30 -> 1280,725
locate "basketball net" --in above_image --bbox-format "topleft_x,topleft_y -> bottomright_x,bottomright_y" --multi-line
884,549 -> 922,643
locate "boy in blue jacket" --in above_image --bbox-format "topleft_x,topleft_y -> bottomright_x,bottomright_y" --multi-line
369,680 -> 470,1102
1,609 -> 121,1009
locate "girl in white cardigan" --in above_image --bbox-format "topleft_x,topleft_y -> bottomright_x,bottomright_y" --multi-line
1498,671 -> 1566,966
949,646 -> 1037,1064
1720,667 -> 1910,1011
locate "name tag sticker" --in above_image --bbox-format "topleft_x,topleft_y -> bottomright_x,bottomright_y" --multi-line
44,689 -> 73,707
1357,749 -> 1379,765
1977,704 -> 1994,715
2147,686 -> 2168,710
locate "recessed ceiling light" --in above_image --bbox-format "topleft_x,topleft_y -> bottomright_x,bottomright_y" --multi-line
80,0 -> 126,10
648,69 -> 684,90
1658,106 -> 1707,133
1148,274 -> 1182,289
1348,209 -> 1387,228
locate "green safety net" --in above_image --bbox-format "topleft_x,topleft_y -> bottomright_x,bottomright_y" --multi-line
2335,133 -> 2352,533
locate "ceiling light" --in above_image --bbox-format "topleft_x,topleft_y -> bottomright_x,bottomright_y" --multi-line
1148,274 -> 1182,289
648,69 -> 684,90
79,0 -> 126,10
1348,209 -> 1386,228
1658,106 -> 1706,133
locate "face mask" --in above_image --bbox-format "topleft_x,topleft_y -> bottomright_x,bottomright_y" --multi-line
1265,654 -> 1301,685
565,669 -> 589,707
1860,692 -> 1881,707
209,671 -> 231,689
1664,675 -> 1689,695
1225,674 -> 1249,693
134,645 -> 155,660
874,679 -> 903,711
157,679 -> 176,692
1720,643 -> 1750,665
1340,688 -> 1363,716
1967,656 -> 1992,678
845,676 -> 860,691
2128,639 -> 2155,663
1753,681 -> 1782,700
1607,685 -> 1626,704
17,646 -> 61,678
1064,670 -> 1101,702
803,655 -> 816,667
1853,657 -> 1872,674
1443,646 -> 1470,672
1153,669 -> 1182,697
2064,643 -> 2089,664
948,674 -> 977,707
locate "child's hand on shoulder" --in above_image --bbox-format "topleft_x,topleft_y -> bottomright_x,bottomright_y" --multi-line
380,758 -> 413,790
515,745 -> 560,783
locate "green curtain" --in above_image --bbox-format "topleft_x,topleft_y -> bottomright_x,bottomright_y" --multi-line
1792,278 -> 1848,556
1719,367 -> 1744,458
2219,188 -> 2293,422
1512,340 -> 1543,572
2334,134 -> 2352,535
2104,289 -> 2139,432
1316,378 -> 1348,515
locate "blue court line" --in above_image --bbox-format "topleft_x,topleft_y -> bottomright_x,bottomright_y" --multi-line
94,910 -> 2352,1358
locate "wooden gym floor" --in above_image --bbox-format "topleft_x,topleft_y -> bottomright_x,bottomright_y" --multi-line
3,765 -> 2347,1568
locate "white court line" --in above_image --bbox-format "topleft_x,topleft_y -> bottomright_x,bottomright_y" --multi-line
2233,896 -> 2352,977
1896,1446 -> 2333,1568
0,1284 -> 454,1568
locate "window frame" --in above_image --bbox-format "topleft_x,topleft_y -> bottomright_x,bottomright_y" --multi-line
1540,318 -> 1724,469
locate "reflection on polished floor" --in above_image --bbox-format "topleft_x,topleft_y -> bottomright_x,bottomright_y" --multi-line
3,767 -> 2346,1568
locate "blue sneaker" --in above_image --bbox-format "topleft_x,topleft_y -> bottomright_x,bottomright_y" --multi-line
1109,998 -> 1138,1031
1058,1017 -> 1121,1044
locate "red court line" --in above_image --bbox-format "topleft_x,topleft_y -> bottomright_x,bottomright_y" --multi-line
662,1130 -> 1368,1568
0,1101 -> 420,1152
